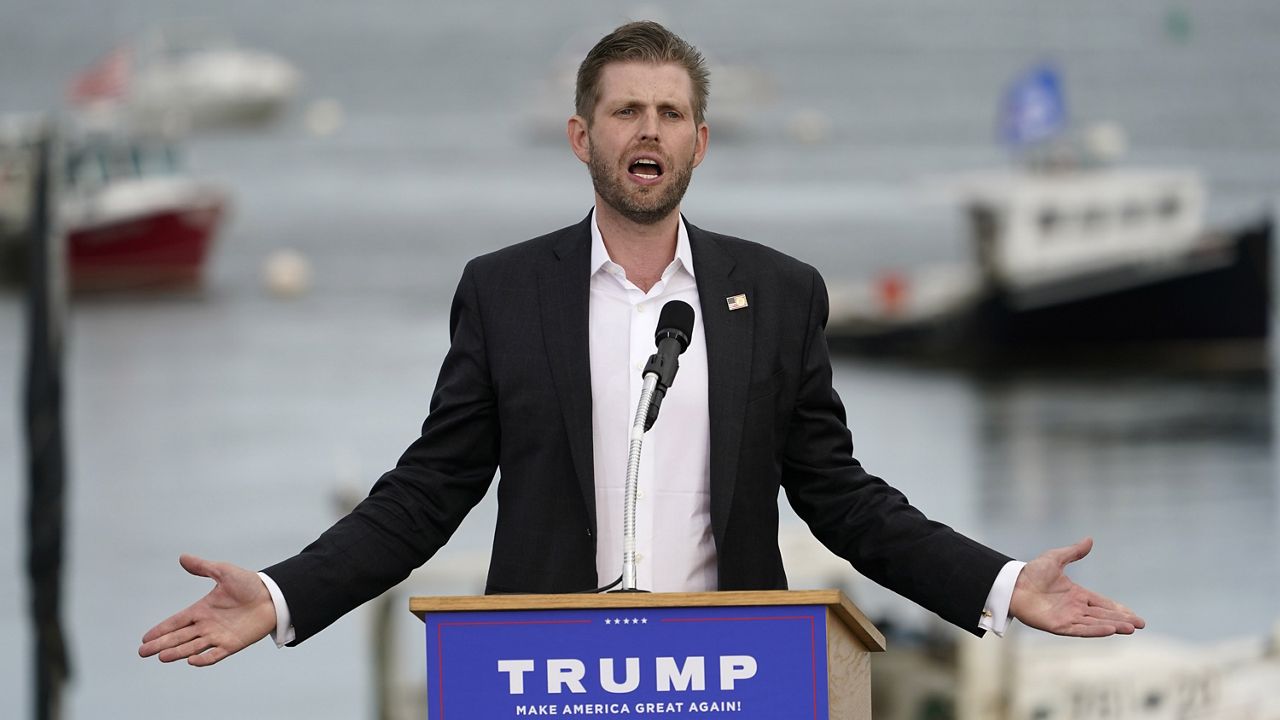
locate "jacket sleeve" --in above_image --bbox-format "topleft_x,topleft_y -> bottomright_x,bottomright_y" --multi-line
262,260 -> 500,645
779,266 -> 1010,635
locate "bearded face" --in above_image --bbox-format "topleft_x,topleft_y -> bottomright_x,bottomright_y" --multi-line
570,62 -> 708,227
587,137 -> 696,226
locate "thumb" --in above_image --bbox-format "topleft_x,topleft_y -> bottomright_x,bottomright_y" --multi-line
1056,537 -> 1093,567
178,553 -> 219,581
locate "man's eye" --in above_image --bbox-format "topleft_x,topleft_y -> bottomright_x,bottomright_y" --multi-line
617,108 -> 634,117
664,111 -> 681,120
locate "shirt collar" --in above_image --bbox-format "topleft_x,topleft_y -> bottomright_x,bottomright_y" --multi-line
589,207 -> 696,282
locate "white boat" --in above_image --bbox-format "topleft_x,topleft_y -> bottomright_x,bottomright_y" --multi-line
70,25 -> 300,134
826,162 -> 1270,368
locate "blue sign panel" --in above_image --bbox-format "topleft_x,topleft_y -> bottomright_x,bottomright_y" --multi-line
425,604 -> 829,719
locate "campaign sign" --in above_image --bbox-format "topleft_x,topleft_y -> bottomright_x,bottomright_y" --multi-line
425,604 -> 829,719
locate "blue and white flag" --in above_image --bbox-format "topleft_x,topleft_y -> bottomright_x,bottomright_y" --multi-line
997,63 -> 1067,148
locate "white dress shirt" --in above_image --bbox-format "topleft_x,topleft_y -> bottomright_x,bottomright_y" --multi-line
588,210 -> 716,592
260,209 -> 1024,646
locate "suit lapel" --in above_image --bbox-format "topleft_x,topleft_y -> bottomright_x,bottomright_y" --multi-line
538,215 -> 756,546
538,215 -> 597,534
688,221 -> 754,548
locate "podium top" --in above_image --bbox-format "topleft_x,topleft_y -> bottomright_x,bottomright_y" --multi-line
410,589 -> 885,652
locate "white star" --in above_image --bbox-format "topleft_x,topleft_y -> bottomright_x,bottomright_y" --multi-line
640,618 -> 648,624
604,618 -> 612,625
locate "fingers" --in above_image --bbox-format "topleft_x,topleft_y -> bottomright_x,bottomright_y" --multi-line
157,634 -> 216,663
1098,608 -> 1145,630
139,621 -> 202,658
189,646 -> 231,667
1083,605 -> 1135,625
140,606 -> 197,647
1058,596 -> 1142,636
1059,605 -> 1135,637
141,555 -> 269,667
1064,622 -> 1122,638
1084,592 -> 1146,629
146,621 -> 243,666
141,555 -> 222,655
1082,612 -> 1136,634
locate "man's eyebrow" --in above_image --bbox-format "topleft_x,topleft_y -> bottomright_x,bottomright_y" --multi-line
606,97 -> 690,112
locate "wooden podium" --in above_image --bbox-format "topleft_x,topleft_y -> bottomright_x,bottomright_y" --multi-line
412,590 -> 885,719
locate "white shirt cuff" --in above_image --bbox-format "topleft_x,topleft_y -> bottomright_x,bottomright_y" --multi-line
978,560 -> 1026,637
257,571 -> 296,647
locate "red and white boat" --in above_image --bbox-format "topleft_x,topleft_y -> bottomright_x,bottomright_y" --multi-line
59,135 -> 228,292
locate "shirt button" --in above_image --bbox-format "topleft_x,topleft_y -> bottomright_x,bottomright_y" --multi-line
637,305 -> 645,313
636,554 -> 645,564
638,490 -> 646,499
636,361 -> 644,370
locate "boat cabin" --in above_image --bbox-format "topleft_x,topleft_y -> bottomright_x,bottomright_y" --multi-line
951,169 -> 1206,291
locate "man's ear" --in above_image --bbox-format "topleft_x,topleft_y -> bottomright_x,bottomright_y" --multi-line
691,121 -> 709,169
567,115 -> 591,165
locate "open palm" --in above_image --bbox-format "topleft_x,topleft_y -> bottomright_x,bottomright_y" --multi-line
138,554 -> 277,667
1010,537 -> 1145,637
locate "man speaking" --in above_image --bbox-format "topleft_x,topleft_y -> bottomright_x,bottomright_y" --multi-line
140,21 -> 1143,667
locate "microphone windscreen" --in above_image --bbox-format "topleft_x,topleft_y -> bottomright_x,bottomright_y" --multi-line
655,300 -> 695,350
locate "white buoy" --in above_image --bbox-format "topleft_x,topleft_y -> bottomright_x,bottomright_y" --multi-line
304,98 -> 345,137
262,248 -> 312,298
785,108 -> 832,144
1083,122 -> 1129,164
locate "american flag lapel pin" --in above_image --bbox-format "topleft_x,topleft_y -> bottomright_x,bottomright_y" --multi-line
725,293 -> 748,311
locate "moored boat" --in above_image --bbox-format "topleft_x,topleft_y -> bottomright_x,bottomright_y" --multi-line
70,24 -> 300,134
0,121 -> 230,293
825,168 -> 1271,370
62,134 -> 228,292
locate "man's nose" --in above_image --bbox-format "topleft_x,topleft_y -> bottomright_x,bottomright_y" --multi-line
637,109 -> 661,141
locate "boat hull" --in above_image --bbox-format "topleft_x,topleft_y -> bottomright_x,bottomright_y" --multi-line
827,220 -> 1272,369
66,200 -> 224,292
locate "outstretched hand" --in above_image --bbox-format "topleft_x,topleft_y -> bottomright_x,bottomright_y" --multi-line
138,554 -> 277,667
1010,537 -> 1146,637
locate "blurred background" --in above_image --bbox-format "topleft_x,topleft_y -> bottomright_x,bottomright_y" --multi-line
1,0 -> 1278,718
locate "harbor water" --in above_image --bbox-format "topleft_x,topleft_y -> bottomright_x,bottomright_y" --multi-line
1,1 -> 1279,717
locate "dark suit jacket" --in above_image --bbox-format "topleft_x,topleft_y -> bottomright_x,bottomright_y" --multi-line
265,214 -> 1010,645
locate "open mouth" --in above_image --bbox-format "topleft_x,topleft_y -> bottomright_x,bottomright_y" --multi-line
627,156 -> 664,181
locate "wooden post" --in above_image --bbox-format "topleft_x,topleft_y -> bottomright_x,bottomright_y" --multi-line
24,117 -> 71,720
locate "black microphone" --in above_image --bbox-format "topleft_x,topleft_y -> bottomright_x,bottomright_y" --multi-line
641,300 -> 695,431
